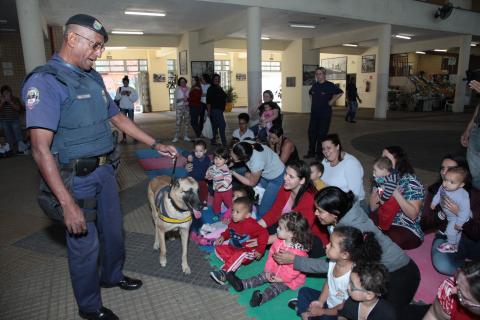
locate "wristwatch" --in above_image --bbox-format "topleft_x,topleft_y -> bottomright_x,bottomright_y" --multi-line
150,140 -> 161,150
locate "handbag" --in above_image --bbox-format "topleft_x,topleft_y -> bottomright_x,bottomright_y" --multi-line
202,116 -> 213,139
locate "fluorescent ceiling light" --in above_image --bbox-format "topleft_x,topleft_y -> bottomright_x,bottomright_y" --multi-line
395,34 -> 411,40
289,23 -> 316,29
112,30 -> 144,35
105,46 -> 127,50
125,11 -> 165,17
415,51 -> 426,54
261,36 -> 270,40
434,49 -> 447,52
471,42 -> 478,47
0,19 -> 7,24
342,43 -> 358,47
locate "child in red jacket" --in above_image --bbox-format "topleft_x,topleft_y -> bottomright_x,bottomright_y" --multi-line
226,212 -> 312,307
210,197 -> 269,285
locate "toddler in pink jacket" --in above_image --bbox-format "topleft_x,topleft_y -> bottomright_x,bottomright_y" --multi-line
226,212 -> 311,307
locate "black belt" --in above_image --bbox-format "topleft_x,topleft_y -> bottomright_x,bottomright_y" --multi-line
60,154 -> 110,176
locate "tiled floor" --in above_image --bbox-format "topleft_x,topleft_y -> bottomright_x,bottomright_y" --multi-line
0,106 -> 472,319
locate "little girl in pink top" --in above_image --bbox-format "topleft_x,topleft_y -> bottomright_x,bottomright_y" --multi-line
226,212 -> 311,307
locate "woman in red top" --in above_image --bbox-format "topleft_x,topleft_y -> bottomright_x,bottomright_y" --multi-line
189,76 -> 203,138
257,160 -> 329,258
423,260 -> 480,320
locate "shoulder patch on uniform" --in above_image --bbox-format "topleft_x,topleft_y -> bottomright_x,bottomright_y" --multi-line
93,20 -> 102,31
26,87 -> 40,110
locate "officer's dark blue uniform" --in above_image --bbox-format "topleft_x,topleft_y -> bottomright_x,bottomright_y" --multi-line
22,52 -> 124,314
307,81 -> 343,158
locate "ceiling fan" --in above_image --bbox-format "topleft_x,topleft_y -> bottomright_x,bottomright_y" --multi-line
434,1 -> 454,20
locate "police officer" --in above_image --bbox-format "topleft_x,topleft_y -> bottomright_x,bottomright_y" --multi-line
304,67 -> 343,160
22,14 -> 177,320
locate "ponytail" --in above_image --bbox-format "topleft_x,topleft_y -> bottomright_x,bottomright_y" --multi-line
333,226 -> 382,265
315,187 -> 355,221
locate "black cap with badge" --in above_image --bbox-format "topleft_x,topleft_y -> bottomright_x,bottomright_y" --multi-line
65,14 -> 108,42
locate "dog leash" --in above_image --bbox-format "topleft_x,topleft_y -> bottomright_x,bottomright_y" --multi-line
169,155 -> 178,188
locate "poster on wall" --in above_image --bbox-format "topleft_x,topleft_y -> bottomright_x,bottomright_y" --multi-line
153,73 -> 166,82
302,64 -> 318,86
179,50 -> 188,75
286,77 -> 296,87
191,61 -> 214,78
361,55 -> 376,73
320,57 -> 347,80
236,73 -> 247,81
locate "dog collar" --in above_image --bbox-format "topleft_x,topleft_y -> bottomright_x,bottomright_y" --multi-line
158,213 -> 192,224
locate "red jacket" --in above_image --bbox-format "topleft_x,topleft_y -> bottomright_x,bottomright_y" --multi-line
188,86 -> 202,108
262,187 -> 329,246
221,217 -> 269,255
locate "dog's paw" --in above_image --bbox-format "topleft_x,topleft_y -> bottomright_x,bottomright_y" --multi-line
182,264 -> 191,274
153,242 -> 159,250
159,256 -> 167,267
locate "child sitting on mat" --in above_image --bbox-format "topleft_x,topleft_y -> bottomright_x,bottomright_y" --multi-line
186,139 -> 211,207
210,197 -> 268,285
227,212 -> 311,307
206,146 -> 233,217
338,263 -> 395,320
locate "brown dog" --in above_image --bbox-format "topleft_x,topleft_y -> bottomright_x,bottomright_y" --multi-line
147,176 -> 202,274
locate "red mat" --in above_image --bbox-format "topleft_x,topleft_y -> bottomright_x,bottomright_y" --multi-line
138,155 -> 187,171
406,232 -> 448,303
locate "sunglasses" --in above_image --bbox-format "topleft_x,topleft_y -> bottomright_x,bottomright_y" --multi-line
73,32 -> 105,52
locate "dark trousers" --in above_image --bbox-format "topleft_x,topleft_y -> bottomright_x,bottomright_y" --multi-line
384,225 -> 422,250
297,287 -> 337,319
189,106 -> 203,138
307,113 -> 331,157
386,259 -> 421,317
67,164 -> 125,312
199,103 -> 207,134
210,109 -> 226,145
120,108 -> 134,140
345,100 -> 358,122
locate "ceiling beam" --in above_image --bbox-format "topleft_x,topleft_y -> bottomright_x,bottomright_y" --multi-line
195,0 -> 480,36
198,10 -> 247,44
391,35 -> 464,54
312,25 -> 383,49
107,34 -> 181,47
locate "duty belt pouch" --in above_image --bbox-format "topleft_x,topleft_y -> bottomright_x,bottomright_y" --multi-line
74,157 -> 99,176
37,166 -> 97,222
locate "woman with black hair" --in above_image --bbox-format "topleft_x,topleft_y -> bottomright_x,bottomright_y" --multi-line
267,125 -> 299,165
257,160 -> 329,257
230,141 -> 285,218
188,76 -> 203,138
422,154 -> 480,276
273,186 -> 420,318
370,146 -> 425,250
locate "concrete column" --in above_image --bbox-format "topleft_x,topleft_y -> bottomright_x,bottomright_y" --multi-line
374,24 -> 391,119
246,6 -> 262,120
16,0 -> 46,73
453,34 -> 471,113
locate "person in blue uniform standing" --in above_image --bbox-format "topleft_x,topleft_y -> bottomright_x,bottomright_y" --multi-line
22,14 -> 177,320
303,67 -> 343,160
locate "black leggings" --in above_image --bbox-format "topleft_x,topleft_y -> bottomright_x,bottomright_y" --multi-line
386,259 -> 421,316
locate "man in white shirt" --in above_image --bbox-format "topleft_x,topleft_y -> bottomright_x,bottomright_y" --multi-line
115,75 -> 138,143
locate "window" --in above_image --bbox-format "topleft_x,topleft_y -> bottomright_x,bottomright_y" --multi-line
262,61 -> 281,72
389,54 -> 410,77
94,59 -> 148,73
214,60 -> 231,89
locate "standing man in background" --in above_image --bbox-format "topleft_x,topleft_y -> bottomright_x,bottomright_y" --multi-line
304,67 -> 343,160
115,75 -> 138,144
345,77 -> 362,123
22,14 -> 176,320
462,79 -> 480,189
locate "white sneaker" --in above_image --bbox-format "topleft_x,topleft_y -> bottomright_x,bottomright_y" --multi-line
172,137 -> 178,143
184,136 -> 191,142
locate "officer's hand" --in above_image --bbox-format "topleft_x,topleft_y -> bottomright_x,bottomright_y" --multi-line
155,144 -> 177,158
63,202 -> 87,235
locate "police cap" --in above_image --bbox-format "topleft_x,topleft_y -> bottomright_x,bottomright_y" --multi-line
66,14 -> 108,42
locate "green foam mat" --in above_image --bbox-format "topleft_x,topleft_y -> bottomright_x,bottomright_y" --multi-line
209,251 -> 325,320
